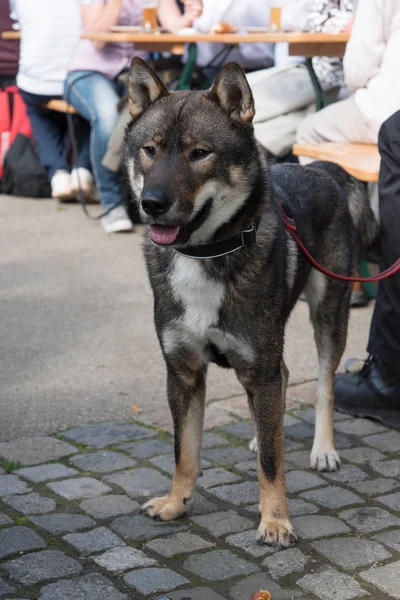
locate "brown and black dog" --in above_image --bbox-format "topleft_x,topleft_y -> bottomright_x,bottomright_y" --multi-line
123,58 -> 378,547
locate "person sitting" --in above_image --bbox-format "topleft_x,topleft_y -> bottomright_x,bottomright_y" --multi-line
297,0 -> 400,150
158,0 -> 202,31
12,0 -> 93,201
65,0 -> 147,234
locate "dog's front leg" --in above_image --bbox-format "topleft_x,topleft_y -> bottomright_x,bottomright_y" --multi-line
143,363 -> 206,521
239,367 -> 297,548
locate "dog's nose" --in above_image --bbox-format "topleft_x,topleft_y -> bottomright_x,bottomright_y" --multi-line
141,191 -> 170,216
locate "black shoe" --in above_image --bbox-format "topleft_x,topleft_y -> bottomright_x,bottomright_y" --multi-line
334,355 -> 400,430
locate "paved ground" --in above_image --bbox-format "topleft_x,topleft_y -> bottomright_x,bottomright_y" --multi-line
0,195 -> 373,441
0,410 -> 400,599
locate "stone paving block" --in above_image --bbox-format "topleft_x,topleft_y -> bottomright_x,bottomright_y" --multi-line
285,423 -> 315,439
150,454 -> 211,475
197,467 -> 241,489
221,422 -> 255,439
0,514 -> 13,526
80,494 -> 140,520
146,531 -> 213,557
284,450 -> 311,469
30,513 -> 96,535
226,530 -> 277,558
4,549 -> 82,585
61,421 -> 157,448
291,516 -> 350,540
0,474 -> 31,497
370,459 -> 400,478
293,407 -> 317,423
63,526 -> 125,556
360,560 -> 400,599
187,493 -> 218,516
373,530 -> 400,551
70,451 -> 136,473
202,432 -> 230,448
340,506 -> 400,533
297,569 -> 367,600
208,481 -> 259,505
16,463 -> 78,483
0,578 -> 14,596
111,514 -> 187,541
349,477 -> 400,497
312,536 -> 391,570
3,492 -> 56,515
192,510 -> 254,538
93,546 -> 157,572
203,446 -> 254,466
284,439 -> 305,452
284,414 -> 302,427
234,460 -> 258,477
363,429 -> 400,452
48,476 -> 111,500
38,573 -> 127,600
0,526 -> 47,559
335,418 -> 386,436
229,573 -> 301,600
263,548 -> 310,579
104,467 -> 170,497
340,447 -> 385,464
287,498 -> 320,516
183,549 -> 259,581
156,587 -> 227,600
323,464 -> 368,484
124,568 -> 188,595
301,486 -> 364,509
119,439 -> 173,458
376,491 -> 400,510
333,433 -> 353,449
0,436 -> 78,466
286,470 -> 327,493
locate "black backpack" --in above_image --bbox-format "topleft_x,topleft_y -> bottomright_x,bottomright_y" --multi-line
1,133 -> 51,197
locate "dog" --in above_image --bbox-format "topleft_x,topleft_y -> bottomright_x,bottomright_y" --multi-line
123,57 -> 378,547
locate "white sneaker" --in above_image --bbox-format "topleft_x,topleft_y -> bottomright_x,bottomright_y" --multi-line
70,167 -> 97,203
51,169 -> 74,201
101,205 -> 133,233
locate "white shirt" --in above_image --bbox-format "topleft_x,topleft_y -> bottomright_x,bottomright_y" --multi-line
14,0 -> 81,96
344,0 -> 400,130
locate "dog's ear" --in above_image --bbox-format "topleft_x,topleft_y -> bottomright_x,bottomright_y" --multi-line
128,57 -> 169,118
208,63 -> 255,124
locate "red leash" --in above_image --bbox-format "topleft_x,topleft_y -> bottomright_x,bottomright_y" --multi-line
278,208 -> 400,283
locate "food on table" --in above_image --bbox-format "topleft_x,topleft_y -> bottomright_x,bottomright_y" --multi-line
211,22 -> 238,34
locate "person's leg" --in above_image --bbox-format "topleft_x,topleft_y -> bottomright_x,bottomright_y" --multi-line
64,71 -> 124,212
296,95 -> 378,162
334,110 -> 400,428
19,90 -> 70,181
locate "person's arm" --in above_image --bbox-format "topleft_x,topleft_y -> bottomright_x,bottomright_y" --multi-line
343,0 -> 385,91
81,0 -> 123,33
158,0 -> 202,30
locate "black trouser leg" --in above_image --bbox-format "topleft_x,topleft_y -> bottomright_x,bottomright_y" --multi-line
367,110 -> 400,370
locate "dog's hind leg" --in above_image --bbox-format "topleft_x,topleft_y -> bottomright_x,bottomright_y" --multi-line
305,269 -> 350,472
249,358 -> 289,454
238,361 -> 297,548
143,363 -> 206,521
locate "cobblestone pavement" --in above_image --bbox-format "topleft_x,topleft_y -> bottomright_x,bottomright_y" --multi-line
0,407 -> 399,600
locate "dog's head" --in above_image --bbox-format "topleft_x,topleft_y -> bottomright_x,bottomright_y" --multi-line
124,58 -> 261,246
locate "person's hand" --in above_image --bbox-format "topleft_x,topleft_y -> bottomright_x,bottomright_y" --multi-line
181,0 -> 202,27
342,16 -> 353,33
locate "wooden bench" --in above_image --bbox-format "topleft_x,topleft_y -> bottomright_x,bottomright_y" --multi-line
43,99 -> 77,114
292,142 -> 380,182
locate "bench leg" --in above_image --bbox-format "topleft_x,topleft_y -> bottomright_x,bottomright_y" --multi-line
305,58 -> 333,112
359,258 -> 377,299
177,43 -> 198,91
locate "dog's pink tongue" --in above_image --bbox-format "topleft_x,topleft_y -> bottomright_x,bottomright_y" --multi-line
150,225 -> 179,245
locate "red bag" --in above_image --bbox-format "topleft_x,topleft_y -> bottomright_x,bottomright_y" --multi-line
0,85 -> 31,179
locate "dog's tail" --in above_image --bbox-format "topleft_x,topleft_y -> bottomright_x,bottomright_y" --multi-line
311,161 -> 379,251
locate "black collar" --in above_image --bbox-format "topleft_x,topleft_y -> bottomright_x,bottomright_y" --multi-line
174,221 -> 259,260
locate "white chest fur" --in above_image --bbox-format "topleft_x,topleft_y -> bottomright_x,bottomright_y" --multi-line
169,254 -> 225,336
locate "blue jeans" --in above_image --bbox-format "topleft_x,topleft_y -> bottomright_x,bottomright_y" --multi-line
19,90 -> 91,180
64,71 -> 126,210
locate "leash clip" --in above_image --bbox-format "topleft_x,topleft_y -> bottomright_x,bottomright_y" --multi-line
241,223 -> 257,247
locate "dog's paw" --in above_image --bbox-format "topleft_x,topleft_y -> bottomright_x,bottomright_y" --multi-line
249,436 -> 258,453
142,495 -> 188,521
256,517 -> 297,548
310,448 -> 340,472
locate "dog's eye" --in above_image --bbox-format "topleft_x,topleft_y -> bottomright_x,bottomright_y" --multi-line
143,146 -> 156,158
190,149 -> 211,161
